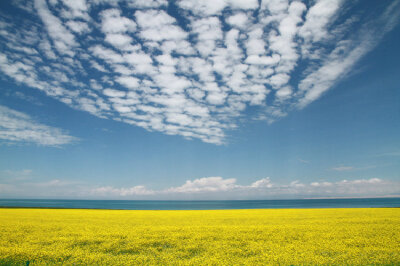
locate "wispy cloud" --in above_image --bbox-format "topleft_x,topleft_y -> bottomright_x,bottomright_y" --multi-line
375,151 -> 400,157
0,105 -> 78,146
331,166 -> 354,171
92,185 -> 155,196
331,165 -> 379,172
298,158 -> 310,164
0,169 -> 33,181
0,178 -> 86,198
0,0 -> 398,144
3,169 -> 32,176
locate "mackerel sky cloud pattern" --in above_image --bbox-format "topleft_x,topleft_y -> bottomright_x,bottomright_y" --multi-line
0,0 -> 399,144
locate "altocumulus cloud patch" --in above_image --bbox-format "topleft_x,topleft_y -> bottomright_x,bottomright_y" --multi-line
0,0 -> 399,144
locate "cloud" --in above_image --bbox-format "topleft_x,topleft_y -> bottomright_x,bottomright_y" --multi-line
298,158 -> 310,164
100,8 -> 136,34
332,166 -> 354,171
376,151 -> 400,157
4,169 -> 33,176
135,10 -> 187,41
1,175 -> 398,199
0,0 -> 398,144
91,185 -> 155,196
34,0 -> 77,56
250,177 -> 273,188
336,178 -> 383,185
66,21 -> 90,34
311,181 -> 333,187
227,13 -> 248,29
60,0 -> 89,19
126,0 -> 167,8
0,169 -> 33,181
0,105 -> 78,146
0,178 -> 86,198
331,165 -> 379,171
88,177 -> 399,199
31,179 -> 82,187
166,176 -> 237,193
177,0 -> 259,16
298,0 -> 342,43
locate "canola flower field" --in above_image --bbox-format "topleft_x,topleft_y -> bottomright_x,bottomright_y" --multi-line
0,208 -> 399,265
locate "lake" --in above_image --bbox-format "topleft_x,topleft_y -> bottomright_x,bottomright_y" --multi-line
0,198 -> 399,210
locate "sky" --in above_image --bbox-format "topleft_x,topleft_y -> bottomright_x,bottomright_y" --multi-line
0,0 -> 399,200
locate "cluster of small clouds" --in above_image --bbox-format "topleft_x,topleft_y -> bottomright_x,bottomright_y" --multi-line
91,176 -> 400,199
0,0 -> 399,144
0,105 -> 77,146
1,173 -> 398,199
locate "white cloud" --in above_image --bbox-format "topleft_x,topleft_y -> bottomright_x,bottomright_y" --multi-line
227,13 -> 248,29
34,0 -> 77,56
1,174 -> 398,199
0,177 -> 87,198
155,73 -> 191,94
299,0 -> 342,43
245,54 -> 281,65
0,0 -> 397,145
250,177 -> 272,188
61,0 -> 89,19
177,0 -> 258,16
206,91 -> 227,105
177,0 -> 227,16
127,0 -> 167,8
66,20 -> 90,34
33,179 -> 82,187
125,52 -> 152,65
100,8 -> 136,34
135,10 -> 187,41
269,73 -> 290,88
276,86 -> 292,98
228,0 -> 259,10
90,45 -> 125,63
245,28 -> 265,55
311,181 -> 332,187
62,0 -> 88,11
296,42 -> 370,108
260,0 -> 288,14
166,177 -> 237,193
103,88 -> 126,98
105,33 -> 133,48
0,105 -> 78,146
86,176 -> 399,199
1,169 -> 33,181
135,9 -> 174,28
115,76 -> 139,90
92,185 -> 155,196
337,178 -> 383,185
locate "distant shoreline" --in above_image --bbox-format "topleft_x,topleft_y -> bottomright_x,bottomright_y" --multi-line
0,206 -> 399,211
1,198 -> 399,210
1,196 -> 399,201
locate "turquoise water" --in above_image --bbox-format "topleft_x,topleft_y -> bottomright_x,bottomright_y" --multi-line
0,198 -> 399,210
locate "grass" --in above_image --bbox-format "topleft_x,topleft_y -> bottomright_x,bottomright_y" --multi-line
0,208 -> 399,265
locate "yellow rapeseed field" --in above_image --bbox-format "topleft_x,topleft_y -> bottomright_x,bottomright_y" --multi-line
0,208 -> 399,265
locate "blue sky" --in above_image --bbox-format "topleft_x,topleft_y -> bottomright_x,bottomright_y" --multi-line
0,0 -> 399,199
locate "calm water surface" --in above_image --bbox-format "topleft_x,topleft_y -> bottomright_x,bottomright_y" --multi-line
0,198 -> 399,210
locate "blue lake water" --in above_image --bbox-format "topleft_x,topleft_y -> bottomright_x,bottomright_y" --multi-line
0,198 -> 399,210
